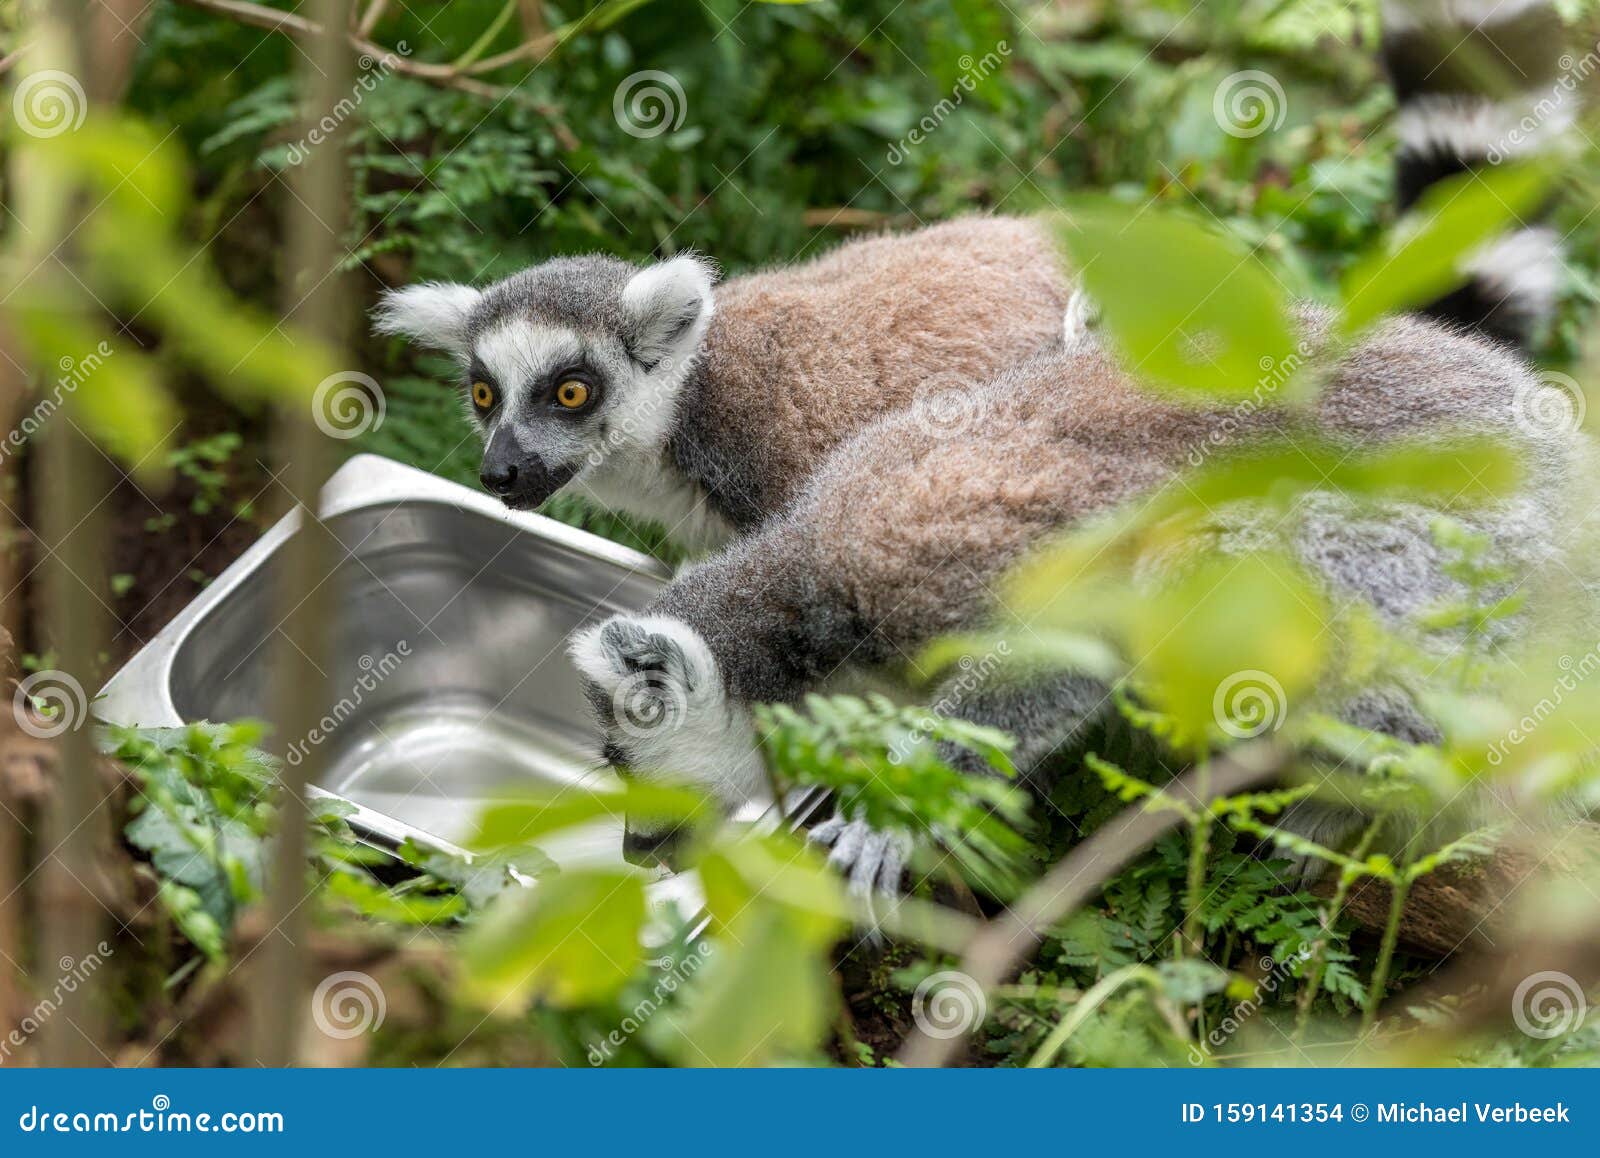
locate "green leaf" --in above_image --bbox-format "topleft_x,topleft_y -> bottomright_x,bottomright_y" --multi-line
651,905 -> 834,1067
1055,199 -> 1297,398
460,869 -> 646,1010
472,782 -> 712,850
1131,553 -> 1327,743
697,833 -> 848,947
1339,161 -> 1554,336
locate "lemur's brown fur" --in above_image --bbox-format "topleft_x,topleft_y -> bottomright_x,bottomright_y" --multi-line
672,216 -> 1071,526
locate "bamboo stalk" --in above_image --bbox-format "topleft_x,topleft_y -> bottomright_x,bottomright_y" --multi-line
252,0 -> 351,1068
0,326 -> 23,1051
34,422 -> 108,1066
28,0 -> 114,1070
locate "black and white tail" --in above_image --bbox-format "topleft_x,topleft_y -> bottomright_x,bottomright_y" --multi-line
1381,0 -> 1573,350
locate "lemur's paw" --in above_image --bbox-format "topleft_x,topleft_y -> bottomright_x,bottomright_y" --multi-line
808,814 -> 911,900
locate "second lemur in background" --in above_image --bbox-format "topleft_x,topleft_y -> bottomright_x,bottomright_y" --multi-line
572,306 -> 1595,892
1382,0 -> 1573,348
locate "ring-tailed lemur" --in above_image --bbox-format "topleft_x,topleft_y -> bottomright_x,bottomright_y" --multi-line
373,216 -> 1070,550
1383,0 -> 1572,346
572,304 -> 1593,893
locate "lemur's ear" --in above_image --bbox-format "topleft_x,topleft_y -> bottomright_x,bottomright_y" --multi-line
372,282 -> 481,357
620,255 -> 718,370
570,614 -> 706,694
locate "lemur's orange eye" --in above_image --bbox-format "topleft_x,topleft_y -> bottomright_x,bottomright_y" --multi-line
555,380 -> 590,410
471,381 -> 495,410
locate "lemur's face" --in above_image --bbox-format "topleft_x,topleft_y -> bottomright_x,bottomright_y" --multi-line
374,254 -> 717,511
569,614 -> 767,860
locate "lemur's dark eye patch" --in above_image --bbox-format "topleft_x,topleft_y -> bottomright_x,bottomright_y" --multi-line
471,380 -> 495,411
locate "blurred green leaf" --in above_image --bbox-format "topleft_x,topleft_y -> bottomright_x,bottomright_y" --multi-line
472,782 -> 713,850
697,832 -> 848,946
1339,161 -> 1554,336
461,869 -> 646,1010
1130,553 -> 1327,742
1056,199 -> 1297,397
651,905 -> 834,1067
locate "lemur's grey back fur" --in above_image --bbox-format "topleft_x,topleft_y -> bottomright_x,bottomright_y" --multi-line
600,307 -> 1592,800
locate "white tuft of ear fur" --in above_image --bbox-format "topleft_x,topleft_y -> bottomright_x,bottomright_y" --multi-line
570,613 -> 765,811
569,614 -> 713,693
372,282 -> 482,357
620,255 -> 718,369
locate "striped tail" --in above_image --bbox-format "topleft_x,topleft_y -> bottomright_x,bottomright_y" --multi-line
1381,0 -> 1573,351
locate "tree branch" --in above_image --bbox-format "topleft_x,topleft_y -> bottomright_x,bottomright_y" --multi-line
896,740 -> 1289,1067
170,0 -> 578,149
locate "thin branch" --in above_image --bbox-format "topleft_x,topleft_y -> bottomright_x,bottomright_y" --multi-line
355,0 -> 388,38
170,0 -> 578,149
176,0 -> 319,35
895,740 -> 1288,1068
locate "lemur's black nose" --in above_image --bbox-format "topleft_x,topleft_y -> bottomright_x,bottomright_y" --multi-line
480,461 -> 518,495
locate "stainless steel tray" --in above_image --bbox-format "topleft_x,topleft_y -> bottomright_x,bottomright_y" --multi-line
96,454 -> 720,904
